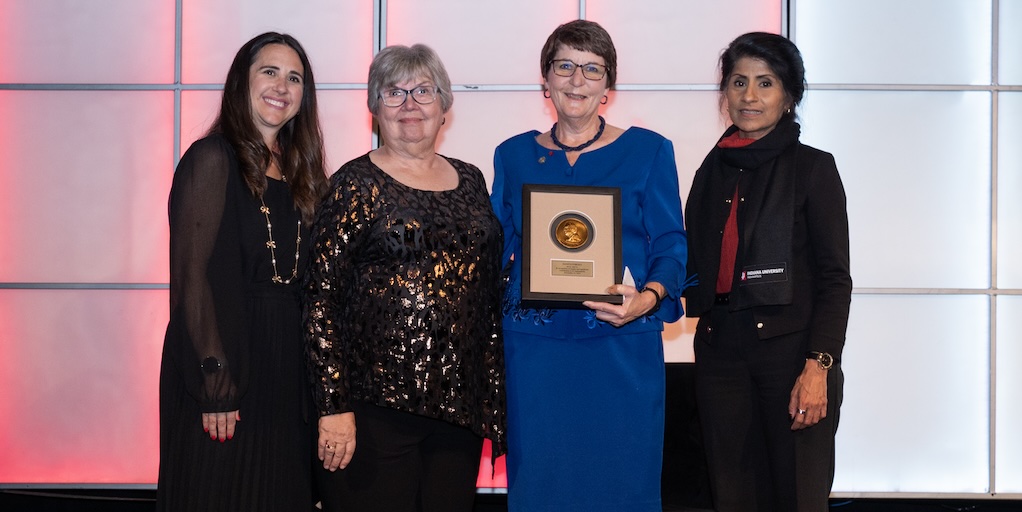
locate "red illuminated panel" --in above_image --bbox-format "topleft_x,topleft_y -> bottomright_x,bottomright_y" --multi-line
0,91 -> 174,284
0,290 -> 166,484
0,0 -> 786,492
180,0 -> 375,84
0,0 -> 174,84
476,444 -> 508,488
385,0 -> 579,86
180,91 -> 223,157
318,91 -> 380,172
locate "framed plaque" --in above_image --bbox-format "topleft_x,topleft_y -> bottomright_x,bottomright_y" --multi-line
521,184 -> 622,309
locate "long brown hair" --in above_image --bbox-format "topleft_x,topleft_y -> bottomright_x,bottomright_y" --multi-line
209,31 -> 326,223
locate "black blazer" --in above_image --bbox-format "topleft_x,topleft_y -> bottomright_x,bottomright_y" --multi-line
684,139 -> 852,359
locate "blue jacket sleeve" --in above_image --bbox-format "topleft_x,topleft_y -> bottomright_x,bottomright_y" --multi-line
491,144 -> 519,267
641,137 -> 688,322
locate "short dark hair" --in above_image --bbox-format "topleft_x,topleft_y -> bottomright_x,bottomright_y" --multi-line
367,44 -> 454,116
718,32 -> 806,120
540,20 -> 618,89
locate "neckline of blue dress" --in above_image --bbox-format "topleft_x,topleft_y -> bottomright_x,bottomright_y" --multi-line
531,125 -> 635,155
530,125 -> 636,168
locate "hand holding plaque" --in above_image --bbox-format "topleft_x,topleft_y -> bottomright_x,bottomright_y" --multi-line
521,185 -> 622,309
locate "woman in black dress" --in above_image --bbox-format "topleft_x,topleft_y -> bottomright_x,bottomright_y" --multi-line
157,32 -> 327,511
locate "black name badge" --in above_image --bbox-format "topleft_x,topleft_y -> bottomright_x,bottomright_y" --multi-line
740,263 -> 788,284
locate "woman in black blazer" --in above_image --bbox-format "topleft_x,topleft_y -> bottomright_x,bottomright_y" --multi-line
684,32 -> 852,512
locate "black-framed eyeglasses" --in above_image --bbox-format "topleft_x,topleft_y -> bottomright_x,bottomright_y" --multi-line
379,86 -> 438,107
548,59 -> 609,80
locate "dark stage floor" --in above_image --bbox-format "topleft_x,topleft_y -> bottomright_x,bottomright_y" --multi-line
2,490 -> 1022,512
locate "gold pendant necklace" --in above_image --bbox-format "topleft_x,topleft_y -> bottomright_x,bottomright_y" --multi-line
259,177 -> 301,285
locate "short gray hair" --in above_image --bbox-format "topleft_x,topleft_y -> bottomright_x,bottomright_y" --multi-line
367,44 -> 454,115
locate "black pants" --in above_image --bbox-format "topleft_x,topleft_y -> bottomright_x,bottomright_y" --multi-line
694,303 -> 843,512
316,402 -> 484,512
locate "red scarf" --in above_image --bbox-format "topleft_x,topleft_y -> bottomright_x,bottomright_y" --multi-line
715,132 -> 756,293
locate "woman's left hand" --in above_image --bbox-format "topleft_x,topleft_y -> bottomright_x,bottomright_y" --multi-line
202,410 -> 240,442
582,284 -> 659,327
789,359 -> 829,430
318,412 -> 356,471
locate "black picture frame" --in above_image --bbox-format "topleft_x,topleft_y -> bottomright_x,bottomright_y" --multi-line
521,184 -> 623,309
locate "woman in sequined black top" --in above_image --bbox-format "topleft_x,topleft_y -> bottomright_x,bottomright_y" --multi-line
303,44 -> 505,512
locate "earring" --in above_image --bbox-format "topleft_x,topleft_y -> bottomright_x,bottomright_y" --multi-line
442,116 -> 446,125
601,95 -> 609,105
543,90 -> 551,99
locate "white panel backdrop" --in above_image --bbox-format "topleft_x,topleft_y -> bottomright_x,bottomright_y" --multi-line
0,0 -> 1019,498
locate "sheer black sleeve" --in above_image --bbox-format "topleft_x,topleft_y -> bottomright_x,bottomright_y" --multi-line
166,136 -> 246,412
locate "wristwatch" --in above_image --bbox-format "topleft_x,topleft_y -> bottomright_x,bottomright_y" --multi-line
201,356 -> 223,374
640,286 -> 663,314
806,351 -> 835,370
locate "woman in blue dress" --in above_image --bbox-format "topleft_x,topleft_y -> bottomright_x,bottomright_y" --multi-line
491,20 -> 687,512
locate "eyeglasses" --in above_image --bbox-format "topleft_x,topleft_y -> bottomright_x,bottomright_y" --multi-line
548,59 -> 609,81
379,86 -> 438,107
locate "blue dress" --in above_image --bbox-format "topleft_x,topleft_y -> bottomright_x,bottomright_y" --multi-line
491,127 -> 687,511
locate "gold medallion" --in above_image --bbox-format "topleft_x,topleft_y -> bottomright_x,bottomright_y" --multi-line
551,213 -> 594,251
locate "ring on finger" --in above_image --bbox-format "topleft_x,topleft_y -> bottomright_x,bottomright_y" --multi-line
798,409 -> 806,415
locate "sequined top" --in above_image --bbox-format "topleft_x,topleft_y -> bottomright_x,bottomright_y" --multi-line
304,153 -> 505,451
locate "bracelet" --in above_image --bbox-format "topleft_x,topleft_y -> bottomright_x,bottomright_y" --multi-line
200,356 -> 223,374
640,286 -> 662,314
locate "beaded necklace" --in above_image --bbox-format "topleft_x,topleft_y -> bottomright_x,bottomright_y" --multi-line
259,172 -> 301,285
550,115 -> 606,152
